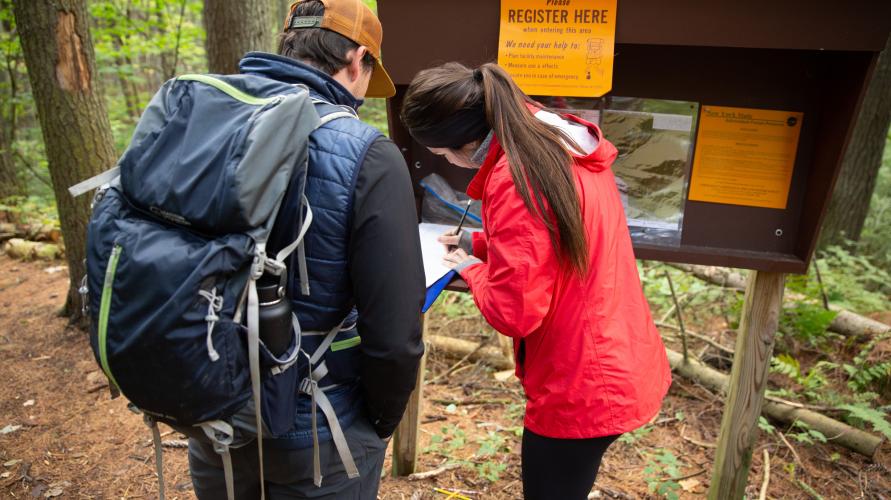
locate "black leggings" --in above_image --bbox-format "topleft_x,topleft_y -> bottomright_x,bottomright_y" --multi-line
521,428 -> 619,500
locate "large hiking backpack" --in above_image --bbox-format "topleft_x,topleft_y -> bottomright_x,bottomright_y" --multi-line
69,74 -> 361,500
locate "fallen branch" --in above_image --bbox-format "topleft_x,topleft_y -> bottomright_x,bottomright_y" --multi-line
4,238 -> 63,261
665,349 -> 884,458
161,439 -> 189,448
777,431 -> 808,475
657,322 -> 735,355
680,425 -> 717,449
663,468 -> 706,482
759,450 -> 770,500
796,479 -> 824,499
430,398 -> 511,406
0,222 -> 60,243
667,263 -> 890,339
427,335 -> 514,370
407,462 -> 461,480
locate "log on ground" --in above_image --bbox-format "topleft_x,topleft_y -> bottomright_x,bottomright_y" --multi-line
665,349 -> 884,458
667,263 -> 890,338
426,335 -> 515,370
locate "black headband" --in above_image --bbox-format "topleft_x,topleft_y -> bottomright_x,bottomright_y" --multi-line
409,107 -> 489,149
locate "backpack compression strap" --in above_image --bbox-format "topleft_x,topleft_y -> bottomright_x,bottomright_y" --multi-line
298,323 -> 360,487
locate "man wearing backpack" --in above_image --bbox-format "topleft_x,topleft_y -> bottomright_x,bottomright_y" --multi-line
187,1 -> 425,497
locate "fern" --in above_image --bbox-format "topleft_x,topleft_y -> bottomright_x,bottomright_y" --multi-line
838,403 -> 891,441
844,333 -> 891,392
780,302 -> 837,345
771,353 -> 801,380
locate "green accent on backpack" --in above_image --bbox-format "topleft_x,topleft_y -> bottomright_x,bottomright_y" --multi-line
178,74 -> 279,106
99,244 -> 123,390
330,336 -> 361,352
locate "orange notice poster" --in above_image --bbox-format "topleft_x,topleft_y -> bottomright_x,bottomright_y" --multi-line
688,106 -> 804,209
498,0 -> 616,97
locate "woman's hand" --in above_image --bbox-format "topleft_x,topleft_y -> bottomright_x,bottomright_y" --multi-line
437,232 -> 460,250
442,248 -> 473,269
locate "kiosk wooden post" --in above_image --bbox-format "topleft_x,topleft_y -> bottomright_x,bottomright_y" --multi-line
392,313 -> 427,476
708,271 -> 785,498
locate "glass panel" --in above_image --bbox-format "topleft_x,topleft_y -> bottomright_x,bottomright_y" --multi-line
534,95 -> 697,247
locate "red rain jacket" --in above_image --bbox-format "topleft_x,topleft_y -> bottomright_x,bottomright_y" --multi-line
459,111 -> 672,439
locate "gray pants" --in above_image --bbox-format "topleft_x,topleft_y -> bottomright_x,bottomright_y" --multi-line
188,417 -> 388,499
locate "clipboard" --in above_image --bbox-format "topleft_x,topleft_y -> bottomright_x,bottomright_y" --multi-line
418,222 -> 478,312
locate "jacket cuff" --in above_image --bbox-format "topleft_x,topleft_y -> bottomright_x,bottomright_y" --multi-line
459,231 -> 474,255
453,257 -> 483,275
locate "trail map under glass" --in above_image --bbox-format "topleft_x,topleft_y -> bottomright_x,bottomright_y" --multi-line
535,96 -> 697,246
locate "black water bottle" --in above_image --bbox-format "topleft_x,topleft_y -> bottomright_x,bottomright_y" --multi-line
257,275 -> 292,357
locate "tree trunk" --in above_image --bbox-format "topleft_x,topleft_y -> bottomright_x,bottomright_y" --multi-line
0,123 -> 25,200
0,3 -> 26,201
13,0 -> 117,325
819,35 -> 891,248
278,0 -> 291,34
203,0 -> 275,74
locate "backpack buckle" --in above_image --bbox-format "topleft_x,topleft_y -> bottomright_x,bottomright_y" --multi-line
299,377 -> 315,395
250,252 -> 267,280
264,258 -> 287,277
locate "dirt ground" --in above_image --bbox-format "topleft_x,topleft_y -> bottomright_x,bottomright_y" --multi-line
1,255 -> 889,499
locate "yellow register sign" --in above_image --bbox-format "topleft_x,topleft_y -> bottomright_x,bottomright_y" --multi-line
497,0 -> 617,97
689,106 -> 804,210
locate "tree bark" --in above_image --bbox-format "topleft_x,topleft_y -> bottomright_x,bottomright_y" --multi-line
0,2 -> 26,201
819,35 -> 891,247
203,0 -> 275,74
13,0 -> 117,325
0,120 -> 25,200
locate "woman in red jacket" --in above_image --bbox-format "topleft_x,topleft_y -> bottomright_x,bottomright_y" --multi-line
402,62 -> 672,500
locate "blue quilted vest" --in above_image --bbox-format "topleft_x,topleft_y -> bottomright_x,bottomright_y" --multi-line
239,53 -> 382,448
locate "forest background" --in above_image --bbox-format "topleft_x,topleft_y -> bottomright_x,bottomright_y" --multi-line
0,1 -> 890,498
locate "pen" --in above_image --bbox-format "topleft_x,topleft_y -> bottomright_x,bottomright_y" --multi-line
449,200 -> 472,251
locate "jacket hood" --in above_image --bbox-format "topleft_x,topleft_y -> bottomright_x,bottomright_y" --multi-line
544,108 -> 617,174
238,52 -> 363,110
466,108 -> 618,199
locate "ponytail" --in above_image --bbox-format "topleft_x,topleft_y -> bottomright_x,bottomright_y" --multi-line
476,63 -> 588,275
402,62 -> 589,275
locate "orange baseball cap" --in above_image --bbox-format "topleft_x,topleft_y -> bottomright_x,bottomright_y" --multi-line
285,0 -> 396,98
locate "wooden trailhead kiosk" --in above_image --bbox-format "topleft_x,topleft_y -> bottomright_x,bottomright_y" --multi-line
378,1 -> 891,497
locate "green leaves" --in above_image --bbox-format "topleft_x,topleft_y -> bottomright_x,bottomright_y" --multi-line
643,449 -> 683,500
423,424 -> 514,483
788,421 -> 827,445
837,403 -> 891,441
771,353 -> 801,380
779,302 -> 837,345
843,333 -> 891,393
758,416 -> 776,435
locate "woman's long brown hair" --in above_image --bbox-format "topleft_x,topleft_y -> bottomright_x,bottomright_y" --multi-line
402,62 -> 588,275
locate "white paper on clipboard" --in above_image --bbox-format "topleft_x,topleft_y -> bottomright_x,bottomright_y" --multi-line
418,222 -> 481,288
